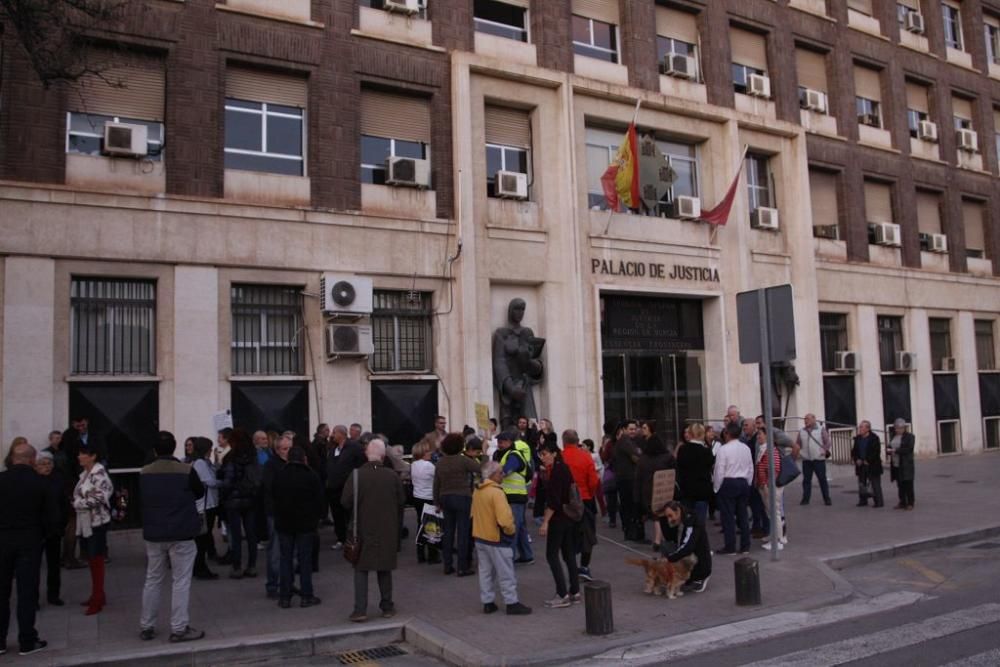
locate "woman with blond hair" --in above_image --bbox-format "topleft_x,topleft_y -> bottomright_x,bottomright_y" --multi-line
675,423 -> 715,526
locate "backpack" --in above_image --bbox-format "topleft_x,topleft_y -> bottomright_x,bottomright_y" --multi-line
236,461 -> 262,498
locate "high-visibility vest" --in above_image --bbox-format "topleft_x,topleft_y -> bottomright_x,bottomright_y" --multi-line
500,441 -> 531,496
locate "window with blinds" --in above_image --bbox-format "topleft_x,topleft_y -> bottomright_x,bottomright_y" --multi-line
952,96 -> 974,132
796,49 -> 827,92
877,315 -> 904,372
809,169 -> 839,239
975,320 -> 997,371
71,278 -> 156,375
942,2 -> 963,50
928,318 -> 952,371
905,82 -> 930,136
855,66 -> 882,128
655,6 -> 698,72
962,200 -> 986,258
360,89 -> 432,184
485,105 -> 531,198
863,180 -> 893,223
916,190 -> 943,236
231,284 -> 304,376
848,0 -> 873,16
819,313 -> 849,372
730,27 -> 767,94
224,67 -> 307,176
371,291 -> 432,373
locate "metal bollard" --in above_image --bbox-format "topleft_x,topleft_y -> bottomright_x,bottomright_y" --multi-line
734,557 -> 761,606
583,580 -> 614,635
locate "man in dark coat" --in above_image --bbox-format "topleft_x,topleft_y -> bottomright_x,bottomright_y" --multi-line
326,426 -> 366,549
0,443 -> 59,656
34,452 -> 68,606
887,418 -> 916,509
262,434 -> 291,599
342,438 -> 405,623
273,447 -> 325,608
851,420 -> 884,507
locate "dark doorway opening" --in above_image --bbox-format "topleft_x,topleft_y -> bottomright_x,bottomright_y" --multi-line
371,380 -> 438,453
231,381 -> 310,444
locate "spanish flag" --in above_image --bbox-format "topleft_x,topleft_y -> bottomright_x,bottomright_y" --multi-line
600,123 -> 639,211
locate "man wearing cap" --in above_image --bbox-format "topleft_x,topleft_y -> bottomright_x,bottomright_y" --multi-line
492,431 -> 534,564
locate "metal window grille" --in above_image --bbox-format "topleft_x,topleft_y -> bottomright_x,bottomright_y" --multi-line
877,315 -> 903,372
975,320 -> 996,371
819,313 -> 848,373
231,285 -> 304,376
70,278 -> 156,375
928,317 -> 952,370
371,291 -> 432,373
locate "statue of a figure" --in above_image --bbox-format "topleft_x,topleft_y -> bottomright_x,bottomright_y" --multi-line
492,298 -> 545,429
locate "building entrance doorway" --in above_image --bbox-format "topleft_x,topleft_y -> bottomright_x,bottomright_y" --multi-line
600,294 -> 705,448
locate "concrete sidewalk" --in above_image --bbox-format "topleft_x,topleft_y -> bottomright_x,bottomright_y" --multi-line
14,452 -> 1000,666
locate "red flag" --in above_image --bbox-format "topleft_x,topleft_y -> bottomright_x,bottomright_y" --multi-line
700,152 -> 747,226
600,124 -> 640,211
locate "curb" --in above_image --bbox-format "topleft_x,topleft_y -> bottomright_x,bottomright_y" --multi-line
822,523 -> 1000,571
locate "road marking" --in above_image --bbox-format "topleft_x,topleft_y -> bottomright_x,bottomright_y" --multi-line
899,557 -> 947,585
941,647 -> 1000,666
740,603 -> 1000,667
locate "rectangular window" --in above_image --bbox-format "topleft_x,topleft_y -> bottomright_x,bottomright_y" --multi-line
942,3 -> 963,50
359,90 -> 432,185
656,37 -> 697,74
231,285 -> 304,376
485,105 -> 530,197
962,200 -> 986,259
71,278 -> 156,375
848,0 -> 872,15
856,98 -> 882,128
730,27 -> 768,94
371,291 -> 432,373
572,15 -> 618,63
864,179 -> 894,224
809,168 -> 840,239
655,6 -> 698,75
976,320 -> 997,371
819,313 -> 848,373
796,48 -> 828,104
66,112 -> 163,161
878,316 -> 903,372
745,152 -> 773,213
474,0 -> 528,42
986,21 -> 1000,65
929,318 -> 953,371
224,100 -> 304,176
732,64 -> 765,95
905,81 -> 930,138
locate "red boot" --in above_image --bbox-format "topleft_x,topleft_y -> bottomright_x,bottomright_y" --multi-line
84,557 -> 106,615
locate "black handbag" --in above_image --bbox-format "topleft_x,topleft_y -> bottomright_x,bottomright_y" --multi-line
343,468 -> 362,565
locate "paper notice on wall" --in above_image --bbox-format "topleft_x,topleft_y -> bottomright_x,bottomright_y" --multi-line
212,410 -> 233,433
650,469 -> 676,513
474,403 -> 491,433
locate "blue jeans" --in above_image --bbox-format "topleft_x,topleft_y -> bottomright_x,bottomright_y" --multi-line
440,495 -> 472,571
801,460 -> 831,503
683,500 -> 709,526
0,535 -> 42,648
265,515 -> 280,594
717,478 -> 751,553
226,506 -> 258,570
749,486 -> 771,533
278,532 -> 314,599
510,502 -> 533,561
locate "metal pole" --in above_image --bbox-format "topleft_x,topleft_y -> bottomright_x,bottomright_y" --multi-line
757,289 -> 779,562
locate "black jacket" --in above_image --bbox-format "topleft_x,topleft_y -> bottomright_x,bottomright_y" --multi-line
139,456 -> 205,542
0,464 -> 60,541
60,428 -> 109,474
220,451 -> 260,511
675,441 -> 715,503
612,436 -> 641,481
326,440 -> 366,491
261,456 -> 287,516
41,470 -> 71,529
273,462 -> 325,535
660,510 -> 712,582
635,451 -> 674,513
851,432 -> 883,476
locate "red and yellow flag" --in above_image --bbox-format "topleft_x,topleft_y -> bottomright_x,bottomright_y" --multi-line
600,124 -> 640,211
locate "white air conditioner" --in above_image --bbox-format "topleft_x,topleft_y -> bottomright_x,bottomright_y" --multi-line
326,323 -> 374,359
813,224 -> 839,240
102,122 -> 148,157
320,274 -> 374,315
803,88 -> 828,113
386,157 -> 431,188
905,11 -> 925,34
872,221 -> 902,246
664,54 -> 696,80
384,0 -> 420,15
918,120 -> 938,142
939,356 -> 957,372
895,350 -> 917,372
751,206 -> 779,230
834,351 -> 859,373
957,128 -> 978,152
748,73 -> 771,98
672,195 -> 701,220
929,233 -> 948,253
495,170 -> 528,200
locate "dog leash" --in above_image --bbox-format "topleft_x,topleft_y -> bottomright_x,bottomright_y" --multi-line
598,533 -> 661,558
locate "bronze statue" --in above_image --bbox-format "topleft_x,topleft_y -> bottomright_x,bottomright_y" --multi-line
492,298 -> 545,429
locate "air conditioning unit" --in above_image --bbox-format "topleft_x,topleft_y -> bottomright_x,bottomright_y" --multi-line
834,351 -> 859,373
939,356 -> 957,372
957,128 -> 978,152
871,221 -> 902,246
326,323 -> 374,359
751,206 -> 779,230
102,122 -> 148,157
320,274 -> 374,315
384,0 -> 420,15
664,54 -> 696,80
386,157 -> 431,188
905,11 -> 925,34
895,350 -> 917,372
929,233 -> 948,253
813,224 -> 839,240
672,195 -> 701,220
495,170 -> 528,200
748,73 -> 771,98
802,88 -> 828,113
918,120 -> 938,142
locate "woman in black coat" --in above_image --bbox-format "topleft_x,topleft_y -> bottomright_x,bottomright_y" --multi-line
850,420 -> 883,507
635,421 -> 674,548
219,428 -> 261,578
886,418 -> 916,509
674,423 -> 715,525
272,447 -> 325,607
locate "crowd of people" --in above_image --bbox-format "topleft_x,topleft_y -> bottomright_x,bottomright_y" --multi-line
0,408 -> 919,657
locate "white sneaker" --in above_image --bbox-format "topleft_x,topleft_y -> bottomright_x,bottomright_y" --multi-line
544,595 -> 571,608
330,541 -> 343,551
779,536 -> 788,545
762,541 -> 784,551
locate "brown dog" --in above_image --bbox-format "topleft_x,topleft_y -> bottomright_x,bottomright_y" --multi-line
625,555 -> 698,599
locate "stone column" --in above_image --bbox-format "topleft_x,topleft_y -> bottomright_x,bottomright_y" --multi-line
172,266 -> 219,454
